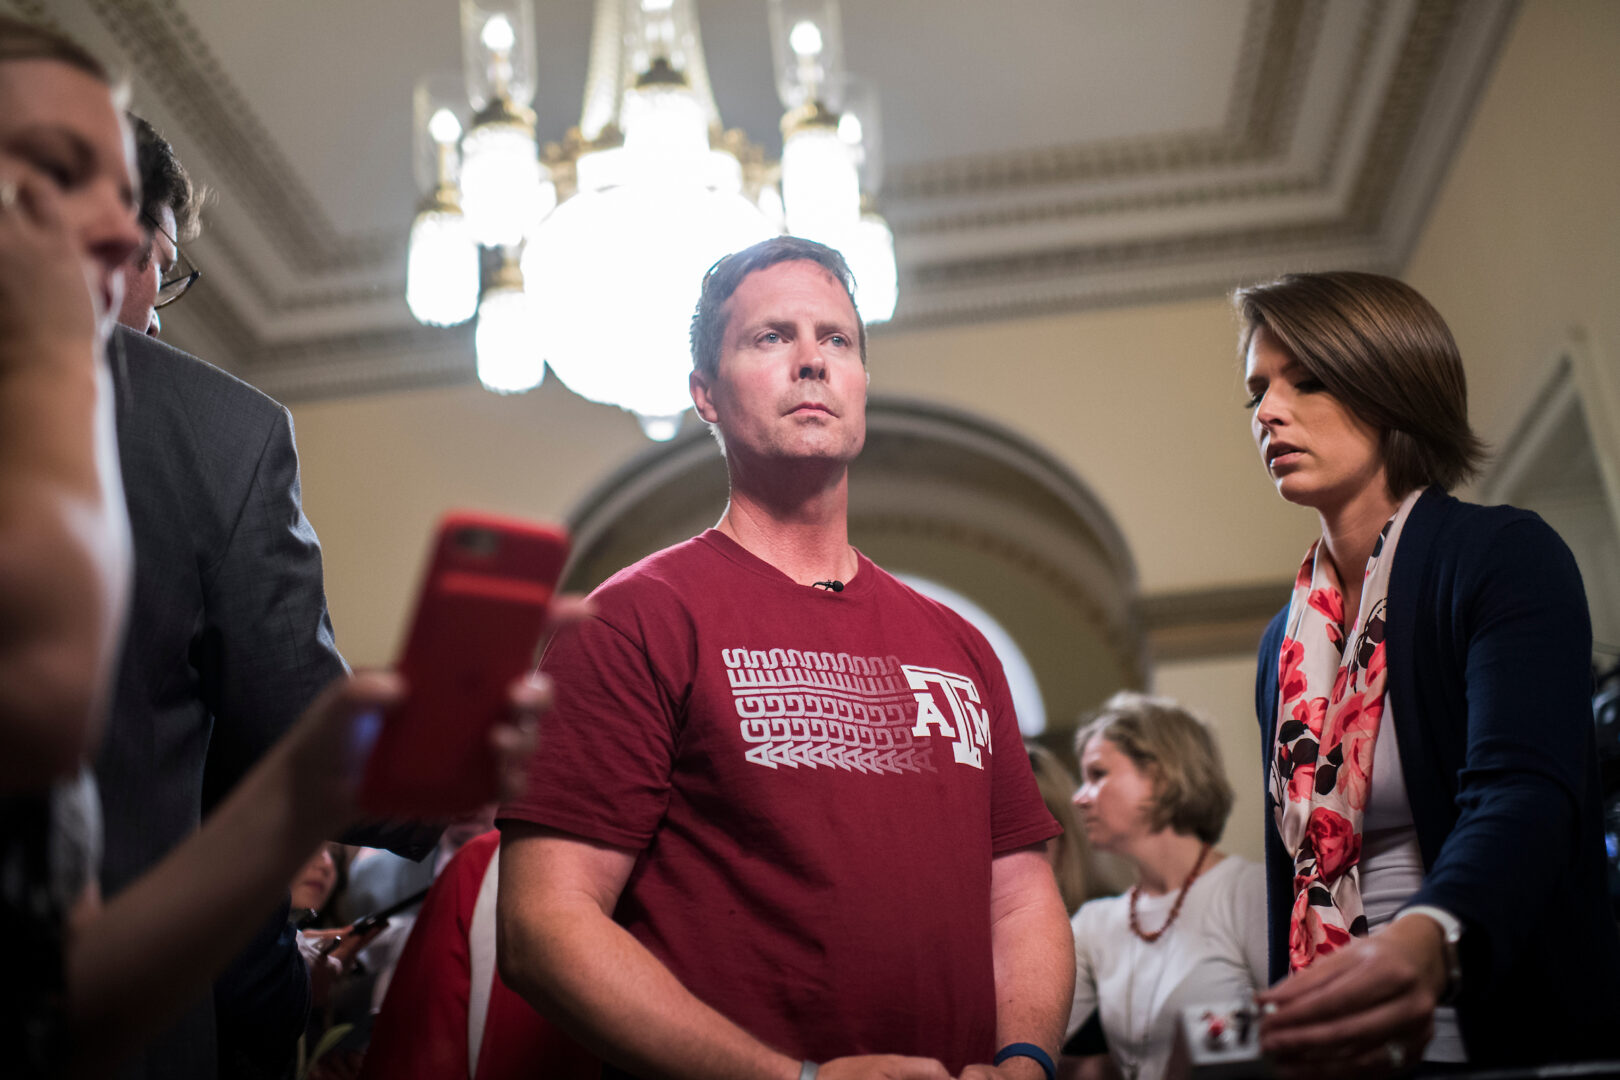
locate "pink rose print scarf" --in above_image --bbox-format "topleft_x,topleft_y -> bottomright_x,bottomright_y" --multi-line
1270,489 -> 1421,971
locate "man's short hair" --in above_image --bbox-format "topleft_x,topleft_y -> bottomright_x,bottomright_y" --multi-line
0,15 -> 109,82
689,236 -> 867,380
1073,691 -> 1233,846
131,114 -> 200,241
1233,271 -> 1486,494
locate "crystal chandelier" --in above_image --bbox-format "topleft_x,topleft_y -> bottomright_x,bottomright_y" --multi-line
404,0 -> 898,439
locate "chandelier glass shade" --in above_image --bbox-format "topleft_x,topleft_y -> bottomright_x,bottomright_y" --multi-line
406,83 -> 481,328
523,180 -> 777,425
460,0 -> 537,111
475,258 -> 545,395
781,123 -> 860,241
406,208 -> 480,327
841,211 -> 897,324
459,119 -> 553,248
767,0 -> 843,111
407,0 -> 898,436
625,0 -> 703,86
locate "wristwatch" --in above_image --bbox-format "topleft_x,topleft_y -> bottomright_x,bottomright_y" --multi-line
1398,904 -> 1463,1003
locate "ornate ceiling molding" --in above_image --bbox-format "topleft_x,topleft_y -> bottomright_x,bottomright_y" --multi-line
895,0 -> 1359,238
18,0 -> 1517,403
81,0 -> 398,275
888,0 -> 1320,201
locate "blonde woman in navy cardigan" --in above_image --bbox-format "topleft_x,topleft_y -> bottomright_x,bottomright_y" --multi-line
1236,272 -> 1620,1075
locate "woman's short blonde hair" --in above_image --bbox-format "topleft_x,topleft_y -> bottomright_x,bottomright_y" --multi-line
1073,691 -> 1233,846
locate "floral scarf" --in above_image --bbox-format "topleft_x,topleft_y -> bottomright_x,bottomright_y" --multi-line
1270,489 -> 1420,971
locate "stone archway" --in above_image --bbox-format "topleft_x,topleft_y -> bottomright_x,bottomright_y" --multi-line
563,397 -> 1145,744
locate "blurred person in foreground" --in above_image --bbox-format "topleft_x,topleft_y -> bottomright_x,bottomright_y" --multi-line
103,103 -> 445,1080
498,236 -> 1074,1080
0,17 -> 548,1077
1238,271 -> 1620,1073
1062,693 -> 1267,1080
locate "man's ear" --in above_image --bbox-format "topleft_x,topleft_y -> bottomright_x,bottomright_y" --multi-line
690,369 -> 719,424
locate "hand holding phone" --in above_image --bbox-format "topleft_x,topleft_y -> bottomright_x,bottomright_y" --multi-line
358,512 -> 570,818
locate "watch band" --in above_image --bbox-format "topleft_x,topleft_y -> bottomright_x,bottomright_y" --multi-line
993,1042 -> 1056,1080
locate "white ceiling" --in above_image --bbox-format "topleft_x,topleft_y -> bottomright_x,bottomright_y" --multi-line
17,0 -> 1517,401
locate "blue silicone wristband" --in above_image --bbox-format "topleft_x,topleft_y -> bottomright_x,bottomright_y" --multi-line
993,1042 -> 1056,1080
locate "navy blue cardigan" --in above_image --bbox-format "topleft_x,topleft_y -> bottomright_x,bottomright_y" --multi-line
1255,488 -> 1620,1066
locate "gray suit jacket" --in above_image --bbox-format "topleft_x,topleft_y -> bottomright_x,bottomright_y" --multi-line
97,328 -> 349,1079
98,330 -> 438,1079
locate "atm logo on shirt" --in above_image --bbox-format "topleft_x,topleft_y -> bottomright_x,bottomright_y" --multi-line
721,648 -> 993,775
902,665 -> 992,770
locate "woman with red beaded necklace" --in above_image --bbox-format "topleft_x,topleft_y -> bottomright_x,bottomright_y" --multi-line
1061,693 -> 1267,1080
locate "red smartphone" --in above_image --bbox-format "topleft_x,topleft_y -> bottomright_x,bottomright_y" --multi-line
358,511 -> 570,818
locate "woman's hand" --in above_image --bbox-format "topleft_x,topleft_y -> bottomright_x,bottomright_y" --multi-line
1256,914 -> 1448,1077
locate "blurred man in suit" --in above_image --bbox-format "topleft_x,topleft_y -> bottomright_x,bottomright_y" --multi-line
101,118 -> 434,1080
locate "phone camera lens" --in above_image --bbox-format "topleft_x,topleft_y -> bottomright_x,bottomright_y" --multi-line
454,527 -> 500,557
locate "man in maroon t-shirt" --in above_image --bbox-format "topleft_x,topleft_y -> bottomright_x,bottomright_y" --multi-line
497,237 -> 1074,1080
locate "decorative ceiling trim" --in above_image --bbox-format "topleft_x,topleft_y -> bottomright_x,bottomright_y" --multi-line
119,0 -> 1324,318
82,0 -> 398,274
1338,0 -> 1460,232
886,0 -> 1317,201
896,172 -> 1322,238
198,215 -> 397,319
902,0 -> 1460,292
62,0 -> 1508,404
897,0 -> 1367,238
909,219 -> 1371,287
880,242 -> 1391,336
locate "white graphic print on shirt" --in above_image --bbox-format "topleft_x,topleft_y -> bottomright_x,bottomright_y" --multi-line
723,647 -> 992,774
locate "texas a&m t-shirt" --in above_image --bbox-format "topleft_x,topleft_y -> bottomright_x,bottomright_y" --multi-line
501,530 -> 1058,1072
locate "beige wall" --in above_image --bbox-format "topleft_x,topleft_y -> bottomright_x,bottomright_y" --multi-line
1153,656 -> 1266,864
295,378 -> 645,663
870,298 -> 1319,594
291,1 -> 1614,833
1406,0 -> 1620,459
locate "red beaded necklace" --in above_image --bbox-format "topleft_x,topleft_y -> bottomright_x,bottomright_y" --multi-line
1127,842 -> 1212,943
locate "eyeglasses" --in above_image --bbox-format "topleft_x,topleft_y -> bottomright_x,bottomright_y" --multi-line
142,210 -> 202,309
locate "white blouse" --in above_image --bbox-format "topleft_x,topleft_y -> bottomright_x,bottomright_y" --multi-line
1066,855 -> 1268,1080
